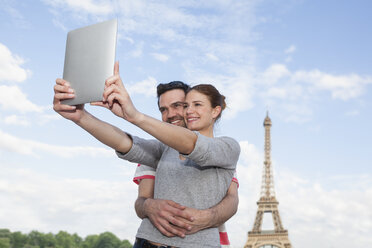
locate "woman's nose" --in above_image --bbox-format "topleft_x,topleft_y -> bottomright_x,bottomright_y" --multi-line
185,105 -> 193,114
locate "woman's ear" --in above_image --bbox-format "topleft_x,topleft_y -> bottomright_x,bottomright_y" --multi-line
212,106 -> 222,119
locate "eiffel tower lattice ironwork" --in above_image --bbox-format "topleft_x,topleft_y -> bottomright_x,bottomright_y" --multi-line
244,113 -> 292,248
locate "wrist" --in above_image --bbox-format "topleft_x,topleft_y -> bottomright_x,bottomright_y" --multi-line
135,197 -> 149,219
130,111 -> 145,126
206,208 -> 217,228
74,109 -> 88,125
198,208 -> 216,229
142,197 -> 152,217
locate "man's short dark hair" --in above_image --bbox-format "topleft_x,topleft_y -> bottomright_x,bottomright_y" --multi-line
157,81 -> 191,98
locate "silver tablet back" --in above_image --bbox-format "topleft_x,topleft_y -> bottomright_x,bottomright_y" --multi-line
62,19 -> 117,105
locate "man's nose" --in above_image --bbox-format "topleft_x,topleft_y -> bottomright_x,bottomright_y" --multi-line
168,107 -> 178,118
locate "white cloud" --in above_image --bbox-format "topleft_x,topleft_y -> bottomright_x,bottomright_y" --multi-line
293,69 -> 372,100
0,129 -> 113,158
239,141 -> 262,166
130,41 -> 144,58
0,43 -> 31,83
43,0 -> 113,15
266,87 -> 288,99
126,77 -> 158,97
259,64 -> 372,122
37,113 -> 63,125
44,0 -> 204,39
206,63 -> 372,122
277,172 -> 372,247
151,53 -> 169,62
260,64 -> 291,85
285,56 -> 293,63
0,85 -> 43,113
285,45 -> 296,54
114,1 -> 205,39
43,0 -> 261,60
123,36 -> 134,44
279,103 -> 313,123
0,164 -> 139,242
52,18 -> 68,31
206,53 -> 219,62
1,2 -> 30,29
4,115 -> 30,126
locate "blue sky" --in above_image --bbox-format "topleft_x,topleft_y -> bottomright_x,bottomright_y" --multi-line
0,0 -> 371,247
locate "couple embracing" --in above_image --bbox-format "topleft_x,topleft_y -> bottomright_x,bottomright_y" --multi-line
53,62 -> 240,248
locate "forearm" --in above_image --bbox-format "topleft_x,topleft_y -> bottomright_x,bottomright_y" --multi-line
75,110 -> 132,153
135,179 -> 155,219
133,113 -> 197,154
206,191 -> 239,228
184,183 -> 239,234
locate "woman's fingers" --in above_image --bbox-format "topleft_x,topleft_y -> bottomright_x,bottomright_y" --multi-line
54,92 -> 75,100
106,92 -> 120,107
55,78 -> 71,88
90,101 -> 109,109
114,61 -> 119,75
104,74 -> 121,90
102,83 -> 118,102
54,80 -> 74,94
53,103 -> 76,112
53,80 -> 75,106
55,78 -> 66,85
105,62 -> 122,89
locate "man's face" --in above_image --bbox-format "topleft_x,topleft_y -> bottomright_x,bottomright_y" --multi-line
158,89 -> 186,127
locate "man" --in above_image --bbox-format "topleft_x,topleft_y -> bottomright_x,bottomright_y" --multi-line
133,81 -> 239,247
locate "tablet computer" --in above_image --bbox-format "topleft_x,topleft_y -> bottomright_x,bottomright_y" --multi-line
62,19 -> 117,105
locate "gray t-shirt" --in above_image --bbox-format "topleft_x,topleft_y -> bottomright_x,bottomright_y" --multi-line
117,132 -> 240,248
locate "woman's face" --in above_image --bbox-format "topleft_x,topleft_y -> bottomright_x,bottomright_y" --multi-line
184,90 -> 221,134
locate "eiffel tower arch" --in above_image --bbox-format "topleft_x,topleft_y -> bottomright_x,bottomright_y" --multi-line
244,113 -> 292,248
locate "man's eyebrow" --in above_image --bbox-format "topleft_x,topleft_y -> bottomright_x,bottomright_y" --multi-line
171,101 -> 186,106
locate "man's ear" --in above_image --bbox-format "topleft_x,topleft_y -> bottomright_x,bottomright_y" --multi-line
212,106 -> 222,119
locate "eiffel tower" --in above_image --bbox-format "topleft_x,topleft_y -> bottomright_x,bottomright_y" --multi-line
244,113 -> 292,248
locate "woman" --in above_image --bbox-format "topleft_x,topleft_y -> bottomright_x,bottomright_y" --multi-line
53,62 -> 240,247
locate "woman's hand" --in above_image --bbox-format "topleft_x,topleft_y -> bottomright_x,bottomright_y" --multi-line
93,61 -> 142,124
53,79 -> 85,123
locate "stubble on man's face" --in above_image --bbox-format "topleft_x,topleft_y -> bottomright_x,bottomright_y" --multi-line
158,89 -> 187,128
166,114 -> 186,127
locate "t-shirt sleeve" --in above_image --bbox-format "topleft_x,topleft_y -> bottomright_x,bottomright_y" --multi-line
116,134 -> 165,169
232,170 -> 239,188
133,164 -> 156,185
183,133 -> 240,170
